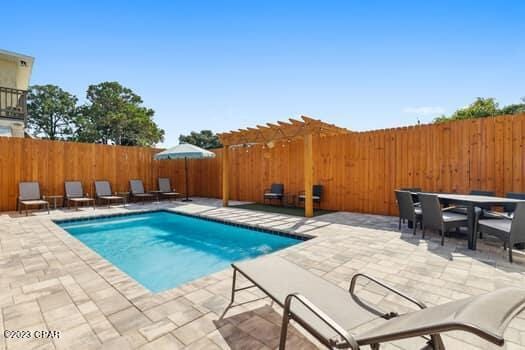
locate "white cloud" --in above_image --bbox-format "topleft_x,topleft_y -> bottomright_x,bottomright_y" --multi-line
402,106 -> 445,115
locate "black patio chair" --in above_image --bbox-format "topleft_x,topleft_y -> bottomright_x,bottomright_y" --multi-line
399,187 -> 422,202
395,190 -> 422,235
297,185 -> 323,208
477,203 -> 525,263
263,183 -> 284,205
419,193 -> 468,245
503,192 -> 525,216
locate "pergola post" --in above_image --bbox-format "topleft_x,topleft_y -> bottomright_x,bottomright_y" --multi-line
222,145 -> 229,206
304,134 -> 313,217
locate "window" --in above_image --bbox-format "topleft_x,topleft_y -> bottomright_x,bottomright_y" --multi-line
0,126 -> 12,137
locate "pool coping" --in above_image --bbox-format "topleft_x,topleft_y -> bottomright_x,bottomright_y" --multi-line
49,206 -> 316,301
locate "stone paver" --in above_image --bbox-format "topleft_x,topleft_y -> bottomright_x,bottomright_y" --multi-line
0,198 -> 524,349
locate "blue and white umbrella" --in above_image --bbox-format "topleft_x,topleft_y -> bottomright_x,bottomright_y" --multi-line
154,143 -> 216,201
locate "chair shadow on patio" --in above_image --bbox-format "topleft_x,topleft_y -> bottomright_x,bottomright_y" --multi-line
213,305 -> 318,349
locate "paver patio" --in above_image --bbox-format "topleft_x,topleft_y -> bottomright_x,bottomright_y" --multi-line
1,198 -> 524,350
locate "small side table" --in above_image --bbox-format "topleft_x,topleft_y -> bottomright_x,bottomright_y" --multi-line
44,195 -> 63,209
116,192 -> 130,205
149,190 -> 163,202
282,194 -> 296,208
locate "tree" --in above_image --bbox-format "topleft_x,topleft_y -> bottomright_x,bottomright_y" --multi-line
434,97 -> 499,123
179,130 -> 222,149
26,85 -> 78,140
75,82 -> 164,146
434,96 -> 525,123
499,97 -> 525,115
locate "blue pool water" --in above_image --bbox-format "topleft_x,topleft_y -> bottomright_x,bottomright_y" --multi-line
58,211 -> 301,292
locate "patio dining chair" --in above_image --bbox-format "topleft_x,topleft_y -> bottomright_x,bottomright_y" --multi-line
17,182 -> 50,216
94,181 -> 126,207
419,193 -> 468,245
223,255 -> 525,350
65,181 -> 95,210
129,179 -> 154,203
395,190 -> 422,234
502,192 -> 525,216
399,187 -> 422,202
158,178 -> 181,201
263,183 -> 284,205
297,185 -> 323,208
477,203 -> 525,263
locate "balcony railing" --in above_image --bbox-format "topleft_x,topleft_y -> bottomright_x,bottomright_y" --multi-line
0,86 -> 28,122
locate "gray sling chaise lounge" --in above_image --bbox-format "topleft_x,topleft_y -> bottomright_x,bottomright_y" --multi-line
65,181 -> 95,210
158,178 -> 181,201
224,255 -> 525,350
94,181 -> 126,207
129,179 -> 154,203
17,182 -> 50,216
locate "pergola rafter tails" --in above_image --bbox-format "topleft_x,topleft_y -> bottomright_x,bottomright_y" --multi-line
219,115 -> 349,217
218,115 -> 348,146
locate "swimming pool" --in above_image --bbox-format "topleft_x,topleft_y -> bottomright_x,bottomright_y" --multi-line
58,211 -> 303,292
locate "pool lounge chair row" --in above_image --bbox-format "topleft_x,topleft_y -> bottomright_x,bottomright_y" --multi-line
17,178 -> 181,215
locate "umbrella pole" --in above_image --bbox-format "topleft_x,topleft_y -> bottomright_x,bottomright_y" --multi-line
183,156 -> 192,202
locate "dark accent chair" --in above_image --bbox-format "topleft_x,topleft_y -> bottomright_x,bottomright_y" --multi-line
297,185 -> 323,208
395,190 -> 422,234
477,203 -> 525,263
419,193 -> 468,245
263,184 -> 284,204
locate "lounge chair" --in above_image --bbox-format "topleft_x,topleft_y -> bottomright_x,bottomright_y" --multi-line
17,182 -> 49,216
65,181 -> 95,210
395,190 -> 422,234
477,202 -> 525,263
419,193 -> 468,245
158,178 -> 181,201
94,181 -> 126,207
129,179 -> 154,203
263,183 -> 284,205
224,255 -> 525,350
297,185 -> 323,208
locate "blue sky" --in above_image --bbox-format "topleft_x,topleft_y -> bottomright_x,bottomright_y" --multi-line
4,1 -> 525,146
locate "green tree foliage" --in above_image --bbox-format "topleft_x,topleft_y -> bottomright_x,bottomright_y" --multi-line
179,130 -> 222,149
75,82 -> 164,146
27,85 -> 78,140
434,97 -> 525,123
500,97 -> 525,115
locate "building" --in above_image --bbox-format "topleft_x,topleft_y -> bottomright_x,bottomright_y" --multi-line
0,49 -> 34,137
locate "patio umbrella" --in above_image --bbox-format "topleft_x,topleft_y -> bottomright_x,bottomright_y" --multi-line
154,143 -> 216,201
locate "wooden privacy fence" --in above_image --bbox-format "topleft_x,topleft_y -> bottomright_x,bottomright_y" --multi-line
1,113 -> 524,215
207,113 -> 525,216
0,138 -> 219,212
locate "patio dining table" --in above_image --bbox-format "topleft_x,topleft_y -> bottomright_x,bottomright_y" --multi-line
416,193 -> 524,250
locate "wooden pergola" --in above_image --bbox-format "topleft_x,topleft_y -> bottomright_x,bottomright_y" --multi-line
218,115 -> 348,217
